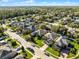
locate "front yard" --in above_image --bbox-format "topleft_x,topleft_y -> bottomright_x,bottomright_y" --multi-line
20,47 -> 33,59
67,38 -> 79,58
74,55 -> 79,59
4,37 -> 20,48
45,47 -> 60,58
25,49 -> 33,59
33,37 -> 44,47
21,34 -> 30,40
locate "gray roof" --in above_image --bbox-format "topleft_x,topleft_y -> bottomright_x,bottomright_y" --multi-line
44,32 -> 59,44
26,18 -> 33,22
0,36 -> 6,41
61,39 -> 68,46
0,50 -> 11,58
0,42 -> 7,46
45,32 -> 58,40
75,20 -> 79,23
1,51 -> 17,59
31,29 -> 47,37
56,40 -> 62,47
26,25 -> 36,31
56,38 -> 68,48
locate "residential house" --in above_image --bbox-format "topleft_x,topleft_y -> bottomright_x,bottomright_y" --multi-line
44,32 -> 59,45
55,36 -> 68,49
73,17 -> 79,24
0,50 -> 11,58
31,29 -> 47,37
1,51 -> 18,59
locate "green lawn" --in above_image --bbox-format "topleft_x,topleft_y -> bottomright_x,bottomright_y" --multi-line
4,37 -> 20,48
6,25 -> 11,29
21,34 -> 30,40
67,38 -> 79,58
34,37 -> 44,47
70,42 -> 79,50
67,53 -> 75,58
46,47 -> 60,57
25,49 -> 33,59
21,34 -> 44,47
20,48 -> 33,59
74,55 -> 79,59
0,33 -> 3,37
22,35 -> 44,47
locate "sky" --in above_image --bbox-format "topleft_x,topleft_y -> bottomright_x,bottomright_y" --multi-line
0,0 -> 79,6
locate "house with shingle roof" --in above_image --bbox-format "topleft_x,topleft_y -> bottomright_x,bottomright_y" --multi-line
55,36 -> 68,49
31,29 -> 47,37
44,32 -> 60,45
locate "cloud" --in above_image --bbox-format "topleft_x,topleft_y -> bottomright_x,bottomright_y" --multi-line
0,0 -> 79,6
1,0 -> 9,2
0,0 -> 34,3
11,0 -> 35,6
37,1 -> 79,6
20,0 -> 34,4
26,0 -> 34,3
0,0 -> 35,6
